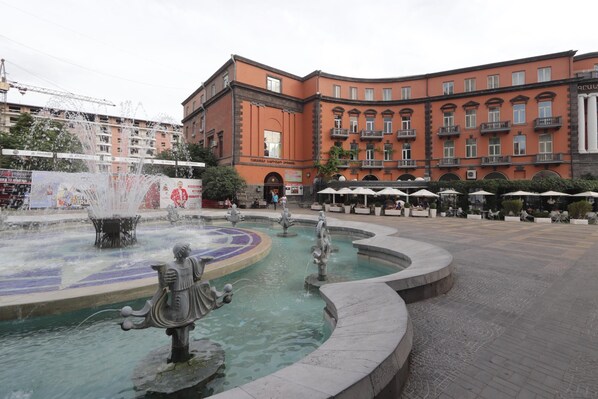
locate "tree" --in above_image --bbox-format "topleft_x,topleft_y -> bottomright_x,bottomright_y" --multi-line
143,143 -> 218,178
201,166 -> 246,201
315,145 -> 357,182
0,113 -> 86,172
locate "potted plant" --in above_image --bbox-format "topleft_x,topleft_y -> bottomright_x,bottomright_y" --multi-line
532,210 -> 551,223
568,200 -> 592,224
311,202 -> 323,211
343,199 -> 351,214
354,204 -> 371,215
429,202 -> 437,218
501,199 -> 523,222
403,202 -> 411,217
466,208 -> 482,220
439,204 -> 448,217
324,199 -> 331,212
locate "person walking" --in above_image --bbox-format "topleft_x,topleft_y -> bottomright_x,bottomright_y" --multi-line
272,192 -> 279,210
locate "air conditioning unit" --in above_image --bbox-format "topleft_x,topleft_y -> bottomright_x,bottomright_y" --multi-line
466,170 -> 477,180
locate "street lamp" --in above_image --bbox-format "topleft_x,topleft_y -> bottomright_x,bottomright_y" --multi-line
173,143 -> 178,178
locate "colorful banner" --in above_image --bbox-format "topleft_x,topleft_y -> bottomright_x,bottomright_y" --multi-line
284,169 -> 303,183
159,177 -> 202,209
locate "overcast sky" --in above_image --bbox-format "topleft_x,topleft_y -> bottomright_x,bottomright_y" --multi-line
2,0 -> 597,124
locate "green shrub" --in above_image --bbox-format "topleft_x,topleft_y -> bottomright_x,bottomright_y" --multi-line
501,199 -> 523,216
532,210 -> 550,218
568,200 -> 592,219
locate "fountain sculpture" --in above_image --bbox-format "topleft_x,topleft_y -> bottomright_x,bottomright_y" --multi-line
166,204 -> 181,224
305,211 -> 334,289
276,205 -> 296,237
226,204 -> 244,227
120,243 -> 233,395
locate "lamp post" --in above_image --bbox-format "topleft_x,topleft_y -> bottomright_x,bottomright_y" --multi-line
173,144 -> 178,178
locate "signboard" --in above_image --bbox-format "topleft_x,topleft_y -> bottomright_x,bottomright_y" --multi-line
56,152 -> 101,161
284,169 -> 302,183
159,177 -> 202,209
578,82 -> 598,94
2,149 -> 53,158
284,184 -> 303,196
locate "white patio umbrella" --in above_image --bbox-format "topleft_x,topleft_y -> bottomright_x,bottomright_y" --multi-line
502,190 -> 538,197
375,187 -> 408,197
572,191 -> 598,198
352,187 -> 377,206
438,189 -> 462,195
539,190 -> 570,206
317,187 -> 338,204
410,189 -> 439,198
335,187 -> 355,204
469,190 -> 495,210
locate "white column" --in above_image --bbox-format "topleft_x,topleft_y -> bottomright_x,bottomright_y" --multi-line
578,94 -> 587,153
588,93 -> 598,153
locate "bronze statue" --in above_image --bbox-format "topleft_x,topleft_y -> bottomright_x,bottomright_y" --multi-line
120,243 -> 232,363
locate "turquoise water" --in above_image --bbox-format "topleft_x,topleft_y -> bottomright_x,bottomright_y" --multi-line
0,223 -> 395,398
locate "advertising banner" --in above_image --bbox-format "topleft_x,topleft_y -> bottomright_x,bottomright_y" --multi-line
159,177 -> 202,209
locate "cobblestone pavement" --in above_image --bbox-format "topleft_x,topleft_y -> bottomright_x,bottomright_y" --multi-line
287,208 -> 598,399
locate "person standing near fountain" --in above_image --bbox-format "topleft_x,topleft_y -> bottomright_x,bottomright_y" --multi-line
170,181 -> 188,208
271,191 -> 279,210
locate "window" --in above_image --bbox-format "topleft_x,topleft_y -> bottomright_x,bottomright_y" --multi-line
264,130 -> 281,158
365,117 -> 375,131
489,137 -> 501,156
333,85 -> 341,98
466,138 -> 477,158
488,107 -> 500,123
350,87 -> 358,100
401,116 -> 411,130
161,142 -> 166,147
443,140 -> 455,158
539,134 -> 552,154
350,142 -> 358,160
594,64 -> 598,71
350,116 -> 358,133
200,116 -> 205,132
513,135 -> 526,155
443,111 -> 454,127
512,71 -> 525,86
401,86 -> 411,100
538,101 -> 552,118
443,81 -> 454,95
487,75 -> 499,89
465,109 -> 477,129
200,94 -> 205,104
267,76 -> 281,93
464,78 -> 476,92
402,143 -> 411,160
383,117 -> 392,133
537,67 -> 551,82
223,73 -> 229,87
383,88 -> 392,101
384,143 -> 393,161
513,104 -> 526,124
365,144 -> 374,160
365,88 -> 374,101
210,84 -> 216,97
334,115 -> 342,128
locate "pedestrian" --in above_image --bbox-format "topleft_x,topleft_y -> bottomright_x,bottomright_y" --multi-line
272,191 -> 279,210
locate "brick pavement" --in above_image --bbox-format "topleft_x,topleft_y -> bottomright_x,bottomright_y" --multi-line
286,208 -> 598,399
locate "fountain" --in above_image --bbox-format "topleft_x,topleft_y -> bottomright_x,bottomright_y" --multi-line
225,204 -> 244,227
120,243 -> 233,395
276,205 -> 296,237
305,211 -> 340,289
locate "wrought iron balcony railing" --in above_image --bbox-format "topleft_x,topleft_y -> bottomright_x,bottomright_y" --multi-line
480,121 -> 511,135
535,153 -> 564,163
330,128 -> 349,139
360,130 -> 384,140
397,159 -> 417,168
438,157 -> 460,167
396,129 -> 416,139
534,116 -> 562,130
480,155 -> 511,166
361,159 -> 384,168
438,125 -> 460,137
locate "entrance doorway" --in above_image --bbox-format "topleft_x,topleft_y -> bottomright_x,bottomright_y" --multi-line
263,172 -> 283,204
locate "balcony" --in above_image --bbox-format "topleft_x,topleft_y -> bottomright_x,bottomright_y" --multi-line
361,159 -> 384,168
397,159 -> 417,168
438,125 -> 460,137
330,128 -> 349,139
534,116 -> 562,130
481,155 -> 511,166
535,153 -> 564,164
480,121 -> 511,135
396,129 -> 416,140
438,157 -> 460,167
336,159 -> 351,168
360,130 -> 384,140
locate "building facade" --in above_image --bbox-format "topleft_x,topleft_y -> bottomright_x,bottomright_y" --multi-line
183,51 -> 598,202
0,103 -> 181,173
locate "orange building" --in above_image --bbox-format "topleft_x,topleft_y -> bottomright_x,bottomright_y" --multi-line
182,51 -> 598,203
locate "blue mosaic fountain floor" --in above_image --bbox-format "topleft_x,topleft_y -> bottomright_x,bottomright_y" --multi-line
0,225 -> 262,297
